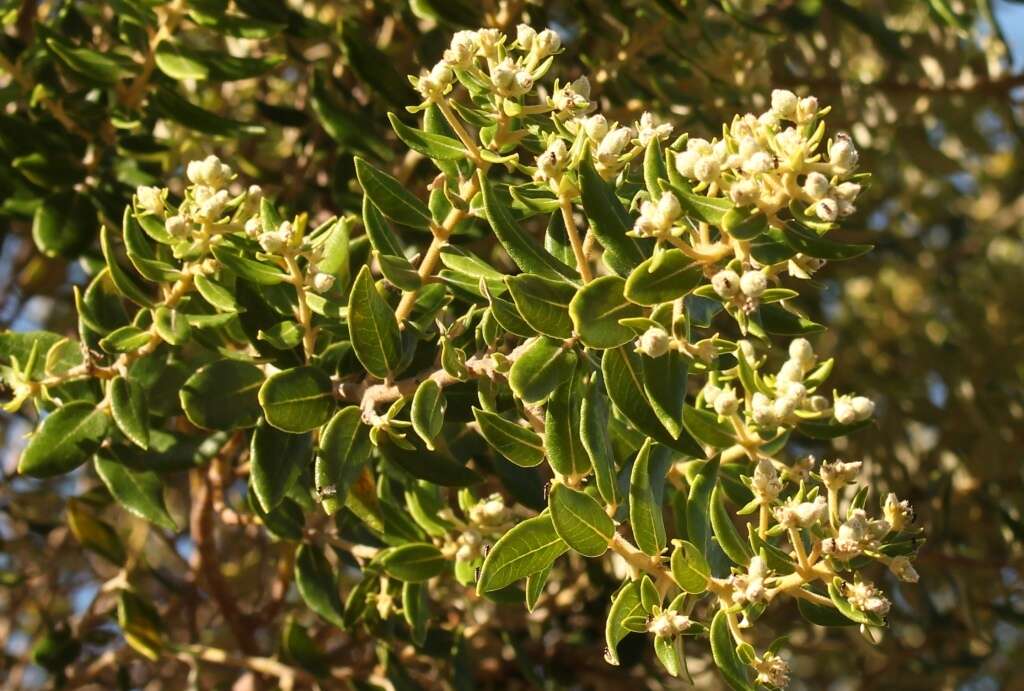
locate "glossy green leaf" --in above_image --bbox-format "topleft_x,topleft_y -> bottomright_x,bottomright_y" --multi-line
710,485 -> 753,565
549,483 -> 614,557
629,441 -> 671,556
94,452 -> 175,530
782,222 -> 872,260
354,157 -> 431,230
624,250 -> 703,305
686,457 -> 719,557
18,402 -> 110,478
472,407 -> 544,467
710,609 -> 755,691
250,418 -> 310,512
664,178 -> 733,226
180,359 -> 263,430
505,273 -> 575,339
544,371 -> 591,479
348,266 -> 403,378
569,275 -> 642,349
682,405 -> 736,449
580,375 -> 619,507
670,540 -> 710,593
411,379 -> 446,450
258,365 -> 334,433
315,406 -> 371,515
477,514 -> 568,593
641,348 -> 689,440
295,544 -> 345,628
402,581 -> 430,645
508,336 -> 577,403
377,434 -> 481,487
211,245 -> 289,285
605,580 -> 644,665
578,153 -> 645,273
100,226 -> 153,308
110,376 -> 149,449
388,113 -> 465,160
381,543 -> 446,582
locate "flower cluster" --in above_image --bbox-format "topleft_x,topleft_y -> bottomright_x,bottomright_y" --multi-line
673,89 -> 863,222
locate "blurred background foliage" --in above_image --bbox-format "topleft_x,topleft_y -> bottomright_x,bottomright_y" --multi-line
0,0 -> 1022,688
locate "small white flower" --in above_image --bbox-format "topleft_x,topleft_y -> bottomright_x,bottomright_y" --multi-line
244,216 -> 261,237
476,28 -> 503,58
807,394 -> 829,412
596,127 -> 634,166
740,270 -> 767,298
776,360 -> 804,389
516,24 -> 537,51
646,610 -> 691,638
195,189 -> 230,223
729,178 -> 759,206
199,155 -> 233,189
742,151 -> 774,175
636,112 -> 672,146
889,556 -> 919,583
788,338 -> 815,372
851,395 -> 875,420
833,394 -> 857,425
711,270 -> 741,298
752,458 -> 782,502
135,186 -> 165,216
693,156 -> 720,182
469,494 -> 509,527
713,386 -> 739,416
820,459 -> 862,490
828,133 -> 859,173
582,114 -> 609,141
165,215 -> 188,237
773,394 -> 798,420
770,89 -> 799,119
731,556 -> 768,605
845,580 -> 890,617
635,327 -> 671,358
455,529 -> 483,562
883,493 -> 913,532
444,30 -> 478,66
534,29 -> 561,58
674,150 -> 700,178
797,95 -> 819,122
833,181 -> 862,202
703,383 -> 723,405
534,138 -> 568,182
751,392 -> 777,427
259,231 -> 286,254
752,651 -> 790,689
815,197 -> 839,222
803,172 -> 830,200
774,496 -> 827,529
418,61 -> 453,98
552,76 -> 590,113
490,58 -> 519,90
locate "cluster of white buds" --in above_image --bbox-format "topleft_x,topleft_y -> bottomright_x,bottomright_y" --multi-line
533,138 -> 569,183
843,580 -> 891,618
154,155 -> 252,239
593,124 -> 637,173
751,651 -> 791,689
636,112 -> 673,147
711,268 -> 768,313
630,191 -> 682,240
787,252 -> 826,280
306,265 -> 336,294
646,609 -> 692,639
187,154 -> 233,189
514,24 -> 562,63
833,392 -> 875,425
550,76 -> 592,116
468,493 -> 510,528
453,529 -> 483,562
822,509 -> 890,559
135,185 -> 165,217
730,556 -> 768,605
258,220 -> 293,255
773,495 -> 828,529
819,459 -> 862,491
672,90 -> 863,236
883,493 -> 914,532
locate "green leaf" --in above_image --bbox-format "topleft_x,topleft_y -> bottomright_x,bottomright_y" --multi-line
781,222 -> 872,260
381,543 -> 447,582
505,273 -> 575,339
549,483 -> 614,557
193,274 -> 240,312
110,376 -> 149,449
629,441 -> 671,556
643,138 -> 667,199
411,379 -> 446,450
94,452 -> 175,531
154,40 -> 209,79
545,370 -> 591,479
99,326 -> 150,354
295,544 -> 345,628
670,540 -> 710,594
315,406 -> 371,515
153,306 -> 190,346
508,336 -> 577,403
624,250 -> 703,305
580,375 -> 619,507
721,208 -> 768,240
377,434 -> 481,487
46,38 -> 130,85
569,275 -> 642,349
250,418 -> 310,512
796,417 -> 871,440
578,153 -> 645,273
258,365 -> 334,433
757,304 -> 825,336
377,252 -> 421,291
32,193 -> 94,258
682,405 -> 736,449
602,347 -> 703,456
402,582 -> 430,645
477,513 -> 568,593
348,265 -> 403,378
100,226 -> 153,308
654,635 -> 685,678
354,157 -> 431,230
709,609 -> 755,691
480,177 -> 577,281
473,407 -> 544,467
641,348 -> 689,440
18,402 -> 110,478
181,359 -> 263,430
211,245 -> 289,285
388,113 -> 465,160
605,581 -> 644,665
67,499 -> 125,566
686,457 -> 719,557
150,86 -> 265,137
710,485 -> 753,565
664,178 -> 733,226
797,596 -> 858,627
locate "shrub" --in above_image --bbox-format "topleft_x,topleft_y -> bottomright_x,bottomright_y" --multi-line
0,19 -> 927,688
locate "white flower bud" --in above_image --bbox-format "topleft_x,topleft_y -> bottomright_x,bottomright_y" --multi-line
535,29 -> 561,57
845,580 -> 890,617
637,112 -> 672,146
738,339 -> 757,364
771,89 -> 799,118
752,652 -> 790,689
703,383 -> 722,405
803,172 -> 830,200
596,127 -> 634,166
797,95 -> 819,121
833,181 -> 862,202
186,159 -> 205,185
833,395 -> 857,424
636,327 -> 671,358
311,272 -> 335,293
674,150 -> 700,178
712,270 -> 741,298
516,24 -> 537,50
851,395 -> 875,420
820,459 -> 862,490
741,151 -> 774,174
200,155 -> 232,189
773,395 -> 798,420
259,231 -> 286,254
693,156 -> 720,182
815,197 -> 839,222
444,30 -> 478,66
654,192 -> 681,227
534,139 -> 568,181
713,386 -> 739,415
807,395 -> 829,412
647,610 -> 691,638
776,360 -> 804,389
751,392 -> 777,427
728,178 -> 759,206
788,338 -> 815,372
740,270 -> 767,298
244,216 -> 261,237
883,493 -> 913,532
476,28 -> 503,58
418,62 -> 453,98
552,76 -> 591,112
491,59 -> 517,91
581,114 -> 609,142
512,69 -> 534,95
784,382 -> 806,402
752,458 -> 782,502
828,133 -> 859,173
165,215 -> 188,237
196,189 -> 229,222
889,556 -> 919,583
135,186 -> 165,216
